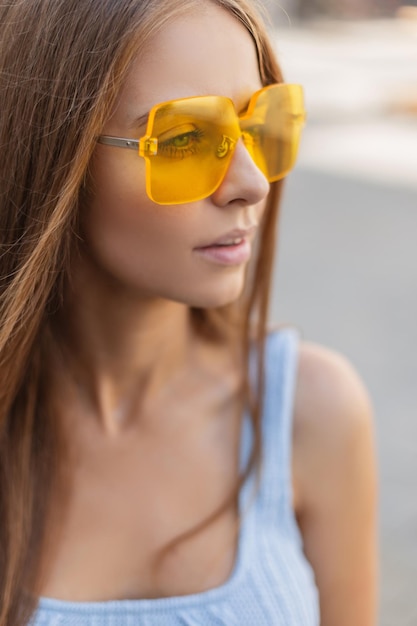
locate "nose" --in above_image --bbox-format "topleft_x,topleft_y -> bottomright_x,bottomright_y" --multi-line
210,138 -> 270,208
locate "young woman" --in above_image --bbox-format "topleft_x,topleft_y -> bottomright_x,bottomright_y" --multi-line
0,0 -> 377,624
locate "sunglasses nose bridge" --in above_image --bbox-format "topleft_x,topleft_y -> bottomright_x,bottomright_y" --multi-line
216,134 -> 237,159
210,134 -> 270,207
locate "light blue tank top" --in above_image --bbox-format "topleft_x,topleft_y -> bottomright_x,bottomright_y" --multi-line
31,329 -> 320,625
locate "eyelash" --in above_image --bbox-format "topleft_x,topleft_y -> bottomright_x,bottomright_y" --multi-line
158,128 -> 205,158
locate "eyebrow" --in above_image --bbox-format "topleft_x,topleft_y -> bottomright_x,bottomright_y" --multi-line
128,111 -> 149,131
128,94 -> 253,131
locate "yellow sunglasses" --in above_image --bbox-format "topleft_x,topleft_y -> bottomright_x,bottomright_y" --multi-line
97,83 -> 306,205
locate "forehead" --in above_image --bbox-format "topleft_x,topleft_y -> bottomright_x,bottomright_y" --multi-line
111,3 -> 263,129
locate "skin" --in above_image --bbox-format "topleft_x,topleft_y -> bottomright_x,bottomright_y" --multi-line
44,1 -> 268,601
42,3 -> 377,624
293,344 -> 378,625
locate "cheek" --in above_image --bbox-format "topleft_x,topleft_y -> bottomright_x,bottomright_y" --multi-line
81,150 -> 253,307
82,151 -> 199,291
84,154 -> 143,262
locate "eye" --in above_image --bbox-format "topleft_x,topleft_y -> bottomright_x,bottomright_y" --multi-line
170,133 -> 194,148
157,124 -> 205,159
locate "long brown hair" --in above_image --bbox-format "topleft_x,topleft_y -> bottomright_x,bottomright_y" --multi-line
0,0 -> 284,622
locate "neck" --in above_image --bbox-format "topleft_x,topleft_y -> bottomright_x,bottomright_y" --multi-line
53,255 -> 193,433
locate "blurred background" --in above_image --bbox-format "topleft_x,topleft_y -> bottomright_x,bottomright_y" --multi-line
262,1 -> 417,624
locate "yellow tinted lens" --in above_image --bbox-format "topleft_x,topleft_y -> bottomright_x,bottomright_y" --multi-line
240,84 -> 305,181
143,96 -> 240,204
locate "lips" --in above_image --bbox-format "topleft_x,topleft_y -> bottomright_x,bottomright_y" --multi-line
212,236 -> 244,247
195,226 -> 257,250
193,226 -> 257,266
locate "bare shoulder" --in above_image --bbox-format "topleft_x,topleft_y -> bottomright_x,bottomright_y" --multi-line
296,340 -> 372,422
292,341 -> 375,510
292,342 -> 378,626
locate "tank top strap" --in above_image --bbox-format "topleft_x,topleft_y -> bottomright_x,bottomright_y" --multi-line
258,327 -> 300,526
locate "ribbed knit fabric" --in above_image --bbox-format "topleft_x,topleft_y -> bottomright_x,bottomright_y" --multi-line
31,329 -> 320,625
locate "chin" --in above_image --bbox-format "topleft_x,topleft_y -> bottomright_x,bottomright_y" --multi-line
182,276 -> 246,309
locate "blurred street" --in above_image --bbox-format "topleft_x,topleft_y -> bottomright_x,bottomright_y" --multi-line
268,16 -> 417,626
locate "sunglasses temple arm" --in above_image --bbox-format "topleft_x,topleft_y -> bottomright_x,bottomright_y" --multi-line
97,136 -> 139,151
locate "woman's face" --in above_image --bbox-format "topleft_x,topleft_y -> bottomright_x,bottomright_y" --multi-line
84,3 -> 270,308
